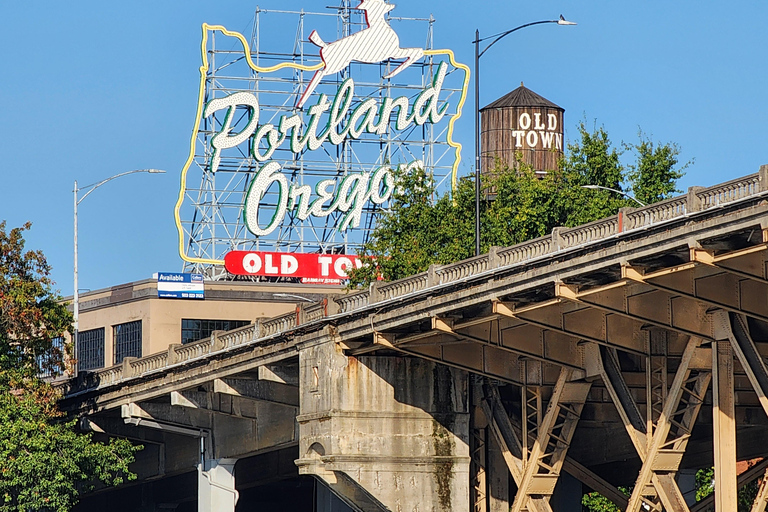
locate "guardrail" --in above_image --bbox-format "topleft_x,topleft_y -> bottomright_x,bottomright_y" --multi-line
62,168 -> 767,393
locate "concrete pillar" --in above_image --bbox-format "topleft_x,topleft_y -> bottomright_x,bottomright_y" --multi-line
198,458 -> 238,512
296,341 -> 470,511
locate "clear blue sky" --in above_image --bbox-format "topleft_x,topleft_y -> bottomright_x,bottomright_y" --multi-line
2,1 -> 767,296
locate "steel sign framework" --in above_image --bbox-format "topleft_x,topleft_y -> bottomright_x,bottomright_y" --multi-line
175,2 -> 470,278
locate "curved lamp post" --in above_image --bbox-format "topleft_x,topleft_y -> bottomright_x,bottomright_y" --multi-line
73,169 -> 165,375
581,184 -> 646,207
273,293 -> 315,303
474,16 -> 577,256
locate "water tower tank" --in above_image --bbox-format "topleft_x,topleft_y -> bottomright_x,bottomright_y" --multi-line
480,84 -> 564,175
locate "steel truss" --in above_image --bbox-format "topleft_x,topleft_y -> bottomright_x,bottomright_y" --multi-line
180,2 -> 466,277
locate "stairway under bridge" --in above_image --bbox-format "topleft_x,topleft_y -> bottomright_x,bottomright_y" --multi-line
62,167 -> 768,512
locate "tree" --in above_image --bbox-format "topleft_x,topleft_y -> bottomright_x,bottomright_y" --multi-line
348,122 -> 687,287
582,489 -> 629,512
560,120 -> 627,227
625,131 -> 689,206
349,168 -> 475,285
0,221 -> 140,511
695,466 -> 760,512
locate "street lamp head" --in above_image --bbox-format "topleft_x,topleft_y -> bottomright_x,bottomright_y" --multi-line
580,185 -> 646,207
145,169 -> 166,174
557,15 -> 577,26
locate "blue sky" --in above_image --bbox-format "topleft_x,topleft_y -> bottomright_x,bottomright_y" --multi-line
2,1 -> 767,296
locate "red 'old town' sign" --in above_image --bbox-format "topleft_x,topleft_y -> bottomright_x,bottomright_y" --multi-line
224,251 -> 362,281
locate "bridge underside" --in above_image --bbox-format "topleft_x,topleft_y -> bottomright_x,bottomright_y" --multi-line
338,205 -> 768,512
63,187 -> 768,511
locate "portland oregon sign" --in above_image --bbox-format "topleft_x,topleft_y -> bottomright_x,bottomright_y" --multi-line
174,1 -> 469,281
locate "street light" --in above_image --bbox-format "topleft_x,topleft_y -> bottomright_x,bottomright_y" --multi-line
73,169 -> 165,375
474,16 -> 577,256
273,293 -> 315,303
581,185 -> 646,207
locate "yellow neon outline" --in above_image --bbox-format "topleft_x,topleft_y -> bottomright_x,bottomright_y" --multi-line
424,48 -> 470,192
175,24 -> 470,266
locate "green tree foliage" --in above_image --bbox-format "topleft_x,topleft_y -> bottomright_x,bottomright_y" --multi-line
0,221 -> 140,511
695,467 -> 715,501
0,222 -> 70,374
348,122 -> 688,287
581,488 -> 630,512
560,121 -> 626,226
348,169 -> 475,285
695,466 -> 760,511
626,131 -> 690,206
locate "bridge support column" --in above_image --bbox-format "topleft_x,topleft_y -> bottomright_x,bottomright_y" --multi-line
198,458 -> 238,512
296,340 -> 470,511
712,340 -> 737,512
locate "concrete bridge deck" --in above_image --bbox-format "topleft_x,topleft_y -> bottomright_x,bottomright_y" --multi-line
62,167 -> 768,511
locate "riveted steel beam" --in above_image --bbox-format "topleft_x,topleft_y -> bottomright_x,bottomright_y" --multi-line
688,458 -> 768,512
750,466 -> 768,512
494,300 -> 646,357
626,337 -> 711,512
510,368 -> 592,512
384,316 -> 587,371
480,379 -> 629,511
555,281 -> 715,342
373,331 -> 529,386
713,340 -> 738,512
713,311 -> 768,419
622,263 -> 768,325
691,239 -> 768,284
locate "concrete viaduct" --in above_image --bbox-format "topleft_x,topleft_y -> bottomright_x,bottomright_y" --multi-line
62,167 -> 768,512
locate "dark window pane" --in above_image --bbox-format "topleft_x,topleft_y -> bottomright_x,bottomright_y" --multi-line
37,336 -> 65,378
78,328 -> 105,371
114,320 -> 142,364
181,319 -> 249,345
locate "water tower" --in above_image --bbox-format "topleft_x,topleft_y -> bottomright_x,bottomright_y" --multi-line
480,83 -> 564,175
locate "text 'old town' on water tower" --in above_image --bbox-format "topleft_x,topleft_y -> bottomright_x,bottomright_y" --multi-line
480,83 -> 564,175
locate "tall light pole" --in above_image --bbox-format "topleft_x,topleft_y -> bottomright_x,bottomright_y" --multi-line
73,169 -> 165,375
474,16 -> 577,256
581,185 -> 646,207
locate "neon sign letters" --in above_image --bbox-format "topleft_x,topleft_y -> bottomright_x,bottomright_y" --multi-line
174,3 -> 470,267
204,64 -> 448,237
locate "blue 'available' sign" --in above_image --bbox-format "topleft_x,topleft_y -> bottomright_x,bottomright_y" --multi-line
157,273 -> 205,299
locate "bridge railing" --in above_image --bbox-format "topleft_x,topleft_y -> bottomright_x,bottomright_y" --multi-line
62,169 -> 767,392
435,254 -> 489,284
496,237 -> 553,267
558,216 -> 619,247
262,312 -> 298,337
129,351 -> 169,376
697,173 -> 761,208
336,170 -> 765,312
625,196 -> 688,230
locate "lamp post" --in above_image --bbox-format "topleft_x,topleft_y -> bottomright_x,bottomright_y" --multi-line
474,16 -> 577,256
581,185 -> 646,207
73,169 -> 165,375
273,293 -> 315,303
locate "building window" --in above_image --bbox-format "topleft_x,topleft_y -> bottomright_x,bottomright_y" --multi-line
114,320 -> 142,364
181,319 -> 249,345
38,336 -> 65,378
78,328 -> 105,371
